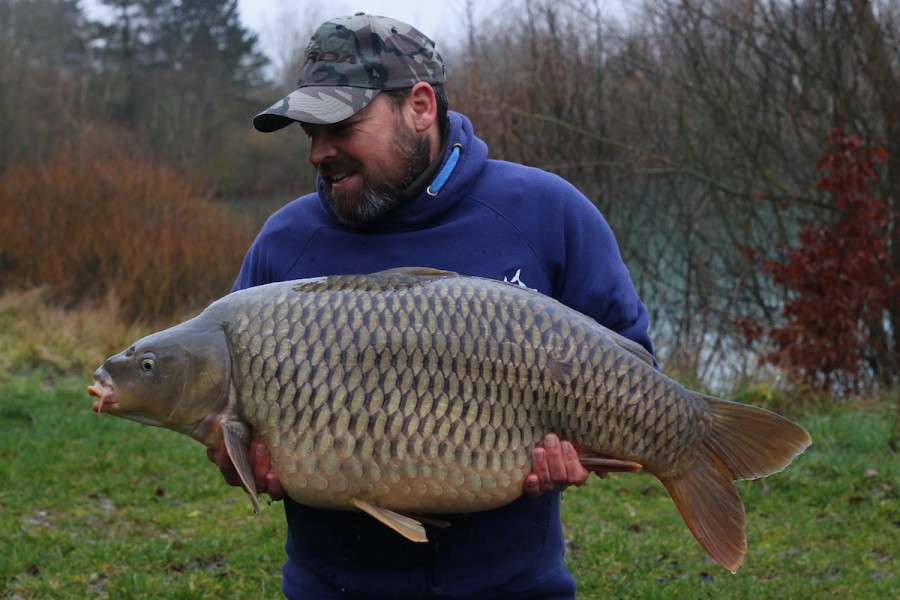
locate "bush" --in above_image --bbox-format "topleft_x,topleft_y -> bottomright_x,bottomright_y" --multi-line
741,128 -> 898,394
0,153 -> 255,323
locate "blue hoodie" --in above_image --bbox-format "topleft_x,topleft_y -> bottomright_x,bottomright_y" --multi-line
234,111 -> 653,599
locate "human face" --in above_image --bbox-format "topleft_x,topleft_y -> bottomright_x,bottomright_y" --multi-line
302,93 -> 432,228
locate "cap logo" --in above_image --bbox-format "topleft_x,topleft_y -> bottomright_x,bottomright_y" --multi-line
305,50 -> 358,65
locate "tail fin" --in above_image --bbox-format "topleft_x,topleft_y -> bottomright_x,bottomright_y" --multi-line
657,395 -> 811,572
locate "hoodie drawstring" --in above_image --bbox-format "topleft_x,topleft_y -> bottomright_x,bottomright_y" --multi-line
427,144 -> 462,196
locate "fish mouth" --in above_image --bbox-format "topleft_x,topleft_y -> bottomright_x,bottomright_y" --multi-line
87,370 -> 117,414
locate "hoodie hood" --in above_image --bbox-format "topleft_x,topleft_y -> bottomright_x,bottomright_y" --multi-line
315,111 -> 489,233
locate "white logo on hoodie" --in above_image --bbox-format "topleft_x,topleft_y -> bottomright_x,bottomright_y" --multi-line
504,269 -> 530,289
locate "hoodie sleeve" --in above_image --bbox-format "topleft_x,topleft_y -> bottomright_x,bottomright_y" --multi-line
531,173 -> 655,360
562,201 -> 654,359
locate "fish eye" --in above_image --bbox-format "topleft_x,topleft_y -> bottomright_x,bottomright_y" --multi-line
139,353 -> 156,372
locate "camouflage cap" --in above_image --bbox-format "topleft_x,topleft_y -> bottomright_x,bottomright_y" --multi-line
253,13 -> 446,132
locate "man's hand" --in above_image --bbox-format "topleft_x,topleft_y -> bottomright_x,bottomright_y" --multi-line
206,435 -> 285,502
524,433 -> 595,496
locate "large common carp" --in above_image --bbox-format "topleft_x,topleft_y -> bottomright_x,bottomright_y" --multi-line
88,267 -> 810,572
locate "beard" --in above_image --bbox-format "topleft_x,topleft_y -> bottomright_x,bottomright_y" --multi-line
322,125 -> 432,229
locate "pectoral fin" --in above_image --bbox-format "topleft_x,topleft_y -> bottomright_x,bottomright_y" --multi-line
580,455 -> 643,474
222,421 -> 260,514
349,498 -> 428,542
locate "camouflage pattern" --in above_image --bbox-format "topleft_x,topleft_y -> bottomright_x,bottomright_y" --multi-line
88,268 -> 811,572
253,14 -> 447,132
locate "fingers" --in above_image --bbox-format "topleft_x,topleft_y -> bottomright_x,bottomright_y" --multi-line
532,444 -> 555,493
524,472 -> 542,497
544,434 -> 569,483
526,434 -> 592,496
251,438 -> 285,501
209,436 -> 284,501
208,441 -> 243,488
265,471 -> 286,501
560,440 -> 590,486
251,438 -> 270,490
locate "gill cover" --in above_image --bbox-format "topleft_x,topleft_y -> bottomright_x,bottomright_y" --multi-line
95,315 -> 232,441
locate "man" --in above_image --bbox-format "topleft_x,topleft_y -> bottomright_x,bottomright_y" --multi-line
209,13 -> 654,599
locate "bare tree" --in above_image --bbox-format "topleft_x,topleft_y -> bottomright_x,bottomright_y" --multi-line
0,0 -> 92,167
452,0 -> 900,389
263,0 -> 336,89
636,0 -> 900,385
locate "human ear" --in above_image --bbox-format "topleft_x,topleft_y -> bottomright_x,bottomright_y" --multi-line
408,82 -> 438,133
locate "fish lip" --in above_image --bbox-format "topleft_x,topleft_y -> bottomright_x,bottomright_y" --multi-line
87,370 -> 118,414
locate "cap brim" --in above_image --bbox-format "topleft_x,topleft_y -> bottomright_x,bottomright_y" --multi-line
252,86 -> 381,132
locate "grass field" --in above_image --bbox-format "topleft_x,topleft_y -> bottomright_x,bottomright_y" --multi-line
1,367 -> 897,599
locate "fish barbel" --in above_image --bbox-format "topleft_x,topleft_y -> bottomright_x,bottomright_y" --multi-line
87,267 -> 810,572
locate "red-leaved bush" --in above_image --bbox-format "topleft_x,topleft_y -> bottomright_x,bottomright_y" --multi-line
744,128 -> 898,391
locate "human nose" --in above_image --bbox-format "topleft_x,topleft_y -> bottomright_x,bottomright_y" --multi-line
307,129 -> 337,167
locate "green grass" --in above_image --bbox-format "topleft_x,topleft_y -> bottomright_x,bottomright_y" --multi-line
0,371 -> 285,598
1,370 -> 897,598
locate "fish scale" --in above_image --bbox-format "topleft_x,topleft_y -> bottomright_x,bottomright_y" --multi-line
88,267 -> 811,571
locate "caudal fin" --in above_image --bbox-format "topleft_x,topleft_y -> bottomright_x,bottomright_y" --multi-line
658,395 -> 811,572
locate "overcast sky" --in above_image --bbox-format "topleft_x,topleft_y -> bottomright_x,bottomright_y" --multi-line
238,0 -> 475,37
84,0 -> 629,79
237,0 -> 496,63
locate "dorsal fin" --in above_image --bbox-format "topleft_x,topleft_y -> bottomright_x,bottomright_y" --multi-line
371,267 -> 458,278
291,267 -> 458,294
